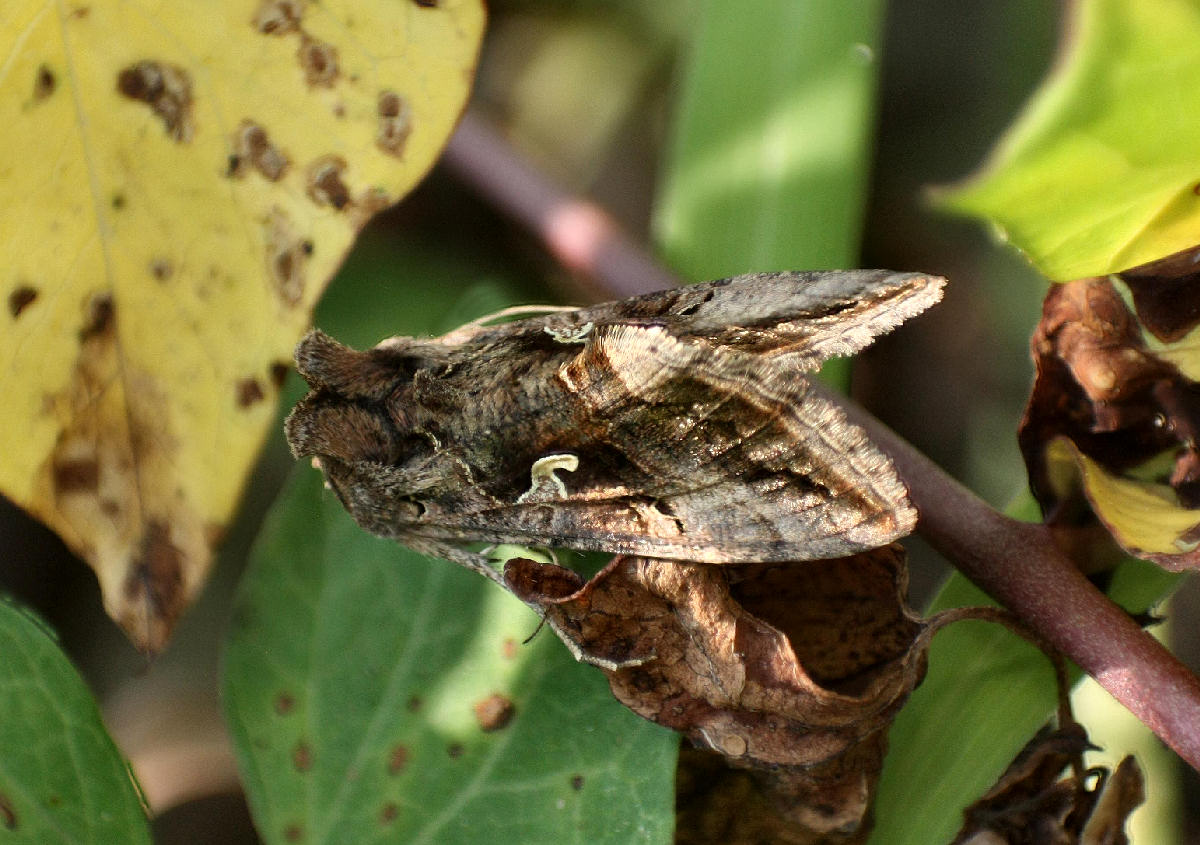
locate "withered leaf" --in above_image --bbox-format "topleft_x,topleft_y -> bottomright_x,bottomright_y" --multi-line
952,725 -> 1144,845
1020,255 -> 1200,568
286,271 -> 944,576
505,545 -> 940,843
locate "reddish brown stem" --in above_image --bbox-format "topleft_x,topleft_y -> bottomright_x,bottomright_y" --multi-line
841,396 -> 1200,771
441,110 -> 1200,771
442,112 -> 683,297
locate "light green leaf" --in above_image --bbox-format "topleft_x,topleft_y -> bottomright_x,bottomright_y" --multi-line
939,0 -> 1200,279
656,0 -> 885,282
0,597 -> 150,844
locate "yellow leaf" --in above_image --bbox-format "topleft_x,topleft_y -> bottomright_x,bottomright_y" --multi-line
1047,439 -> 1200,569
0,0 -> 484,650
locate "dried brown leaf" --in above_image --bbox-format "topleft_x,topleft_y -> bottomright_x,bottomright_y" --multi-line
952,726 -> 1143,845
505,545 -> 937,842
1019,259 -> 1200,568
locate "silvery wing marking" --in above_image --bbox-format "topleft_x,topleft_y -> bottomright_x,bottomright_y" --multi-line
285,270 -> 946,567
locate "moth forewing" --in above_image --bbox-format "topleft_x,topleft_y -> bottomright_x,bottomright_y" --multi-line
389,326 -> 917,561
286,270 -> 943,570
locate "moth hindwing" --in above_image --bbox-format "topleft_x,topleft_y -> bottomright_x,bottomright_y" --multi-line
286,270 -> 945,572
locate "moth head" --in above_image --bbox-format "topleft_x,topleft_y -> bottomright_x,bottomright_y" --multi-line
284,396 -> 421,529
285,395 -> 399,463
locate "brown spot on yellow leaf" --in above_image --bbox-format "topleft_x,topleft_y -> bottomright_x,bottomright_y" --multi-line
305,156 -> 351,210
501,637 -> 517,659
122,521 -> 186,645
252,0 -> 306,34
79,292 -> 115,341
472,694 -> 515,732
413,0 -> 439,6
376,91 -> 412,157
298,36 -> 339,88
270,361 -> 291,388
236,377 -> 265,408
265,207 -> 308,306
380,803 -> 399,824
53,454 -> 100,495
8,285 -> 38,319
2,0 -> 484,659
387,744 -> 408,774
292,741 -> 312,772
229,121 -> 290,182
116,61 -> 194,142
149,258 -> 173,282
33,65 -> 55,102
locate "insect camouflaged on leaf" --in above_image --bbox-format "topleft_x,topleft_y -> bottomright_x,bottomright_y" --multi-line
285,271 -> 945,582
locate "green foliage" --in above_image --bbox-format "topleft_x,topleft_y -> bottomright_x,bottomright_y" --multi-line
0,598 -> 150,844
656,0 -> 886,379
939,0 -> 1200,279
223,468 -> 676,845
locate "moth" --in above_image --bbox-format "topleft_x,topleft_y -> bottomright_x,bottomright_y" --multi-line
286,271 -> 945,584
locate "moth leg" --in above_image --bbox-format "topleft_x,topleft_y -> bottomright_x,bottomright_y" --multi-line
401,537 -> 507,586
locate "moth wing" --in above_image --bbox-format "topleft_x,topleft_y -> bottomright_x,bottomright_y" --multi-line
403,324 -> 916,562
555,270 -> 945,370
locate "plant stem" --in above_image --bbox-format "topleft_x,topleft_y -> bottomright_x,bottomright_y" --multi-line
440,110 -> 1200,771
441,112 -> 682,298
835,388 -> 1200,771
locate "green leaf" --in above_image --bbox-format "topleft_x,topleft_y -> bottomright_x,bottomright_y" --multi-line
223,465 -> 677,845
0,597 -> 150,844
655,0 -> 885,281
655,0 -> 885,393
871,493 -> 1183,845
938,0 -> 1200,279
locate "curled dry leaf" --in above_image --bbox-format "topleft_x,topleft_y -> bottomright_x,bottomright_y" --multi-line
1019,247 -> 1200,569
952,725 -> 1144,845
505,544 -> 945,843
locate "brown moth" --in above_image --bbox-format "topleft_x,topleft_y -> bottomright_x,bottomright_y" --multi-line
285,271 -> 945,583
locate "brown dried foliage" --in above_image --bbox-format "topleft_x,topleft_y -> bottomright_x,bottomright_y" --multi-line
506,545 -> 941,843
1021,249 -> 1200,522
952,725 -> 1143,845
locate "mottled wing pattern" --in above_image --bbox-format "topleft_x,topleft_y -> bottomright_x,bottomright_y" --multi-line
399,324 -> 915,561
